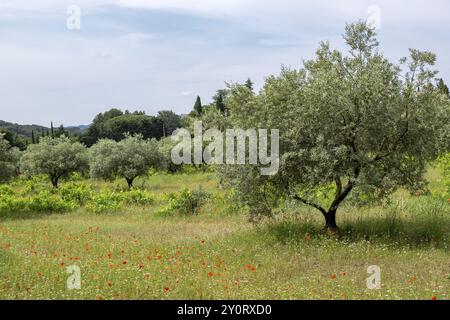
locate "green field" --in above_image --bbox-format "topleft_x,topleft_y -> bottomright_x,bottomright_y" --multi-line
0,170 -> 448,300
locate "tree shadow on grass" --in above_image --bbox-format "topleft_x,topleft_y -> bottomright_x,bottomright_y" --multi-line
0,210 -> 65,222
264,215 -> 450,249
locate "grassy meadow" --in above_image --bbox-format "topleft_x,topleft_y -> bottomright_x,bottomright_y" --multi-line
0,169 -> 449,300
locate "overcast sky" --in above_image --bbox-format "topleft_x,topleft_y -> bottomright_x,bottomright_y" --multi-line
0,0 -> 449,126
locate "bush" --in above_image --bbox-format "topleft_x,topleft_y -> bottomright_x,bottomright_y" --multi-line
159,187 -> 210,216
27,191 -> 78,212
437,153 -> 450,198
86,190 -> 123,213
121,189 -> 155,206
0,185 -> 14,197
0,194 -> 28,212
60,182 -> 94,205
0,190 -> 77,213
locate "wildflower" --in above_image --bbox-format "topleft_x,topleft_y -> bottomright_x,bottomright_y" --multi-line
122,260 -> 128,265
208,272 -> 214,277
331,274 -> 337,280
244,264 -> 257,271
107,252 -> 112,259
107,281 -> 112,287
431,296 -> 438,300
163,287 -> 170,293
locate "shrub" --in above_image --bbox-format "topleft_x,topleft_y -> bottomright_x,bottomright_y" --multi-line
160,187 -> 210,215
121,189 -> 155,206
60,182 -> 94,205
0,185 -> 14,197
0,194 -> 28,212
86,191 -> 123,213
27,191 -> 78,212
0,190 -> 77,213
437,153 -> 450,198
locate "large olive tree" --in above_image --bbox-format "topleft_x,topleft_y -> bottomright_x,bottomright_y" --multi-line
89,135 -> 163,188
219,22 -> 450,230
20,136 -> 89,188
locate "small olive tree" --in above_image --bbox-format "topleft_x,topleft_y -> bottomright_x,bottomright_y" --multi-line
20,136 -> 89,188
158,137 -> 183,173
0,134 -> 21,182
89,135 -> 163,188
219,22 -> 450,230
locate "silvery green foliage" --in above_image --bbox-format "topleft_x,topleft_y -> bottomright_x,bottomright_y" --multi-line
89,135 -> 163,188
218,22 -> 450,228
20,136 -> 88,188
0,134 -> 21,182
158,137 -> 182,173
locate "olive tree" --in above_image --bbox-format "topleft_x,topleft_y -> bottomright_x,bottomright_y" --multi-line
20,136 -> 89,188
0,134 -> 21,182
219,22 -> 450,230
158,137 -> 183,173
89,135 -> 163,188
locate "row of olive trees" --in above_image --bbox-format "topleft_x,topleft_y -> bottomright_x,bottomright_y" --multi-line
0,134 -> 178,188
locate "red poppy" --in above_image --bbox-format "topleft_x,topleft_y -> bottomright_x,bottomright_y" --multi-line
107,252 -> 112,259
107,281 -> 112,287
208,272 -> 214,277
431,296 -> 438,300
163,287 -> 170,293
244,264 -> 257,271
122,260 -> 128,265
331,274 -> 337,280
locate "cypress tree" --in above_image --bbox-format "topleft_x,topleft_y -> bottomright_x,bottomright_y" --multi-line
193,96 -> 203,115
437,78 -> 449,98
245,78 -> 254,91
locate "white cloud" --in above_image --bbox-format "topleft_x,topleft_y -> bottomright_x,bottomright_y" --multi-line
0,0 -> 449,125
1,0 -> 449,25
